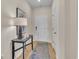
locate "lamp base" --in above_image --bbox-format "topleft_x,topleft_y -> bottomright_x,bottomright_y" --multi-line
18,37 -> 22,39
18,26 -> 22,39
17,35 -> 23,39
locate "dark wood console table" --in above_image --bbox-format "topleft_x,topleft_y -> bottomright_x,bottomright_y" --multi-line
12,35 -> 33,59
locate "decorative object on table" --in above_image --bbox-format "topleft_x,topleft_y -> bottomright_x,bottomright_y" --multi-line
13,18 -> 27,39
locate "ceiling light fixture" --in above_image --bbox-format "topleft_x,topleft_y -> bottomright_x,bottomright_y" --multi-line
38,0 -> 40,2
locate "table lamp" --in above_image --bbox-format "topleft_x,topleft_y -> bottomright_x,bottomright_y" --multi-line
13,18 -> 27,39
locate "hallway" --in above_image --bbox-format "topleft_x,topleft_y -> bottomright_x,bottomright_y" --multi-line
1,0 -> 77,59
17,41 -> 56,59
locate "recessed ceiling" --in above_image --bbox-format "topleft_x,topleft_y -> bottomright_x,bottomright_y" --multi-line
26,0 -> 53,8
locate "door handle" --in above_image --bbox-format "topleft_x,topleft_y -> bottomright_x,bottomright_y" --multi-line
53,32 -> 56,34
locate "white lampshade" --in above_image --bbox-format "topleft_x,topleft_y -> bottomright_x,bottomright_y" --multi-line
13,18 -> 27,26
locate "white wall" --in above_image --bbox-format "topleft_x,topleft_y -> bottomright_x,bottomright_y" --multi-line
51,0 -> 77,59
32,7 -> 52,42
58,0 -> 66,59
1,0 -> 32,59
58,0 -> 77,59
65,0 -> 78,59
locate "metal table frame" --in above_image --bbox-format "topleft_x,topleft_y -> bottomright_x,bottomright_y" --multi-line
12,35 -> 33,59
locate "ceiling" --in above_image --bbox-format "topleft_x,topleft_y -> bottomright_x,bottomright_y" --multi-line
26,0 -> 53,8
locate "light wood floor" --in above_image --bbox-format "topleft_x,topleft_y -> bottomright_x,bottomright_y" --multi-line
17,41 -> 56,59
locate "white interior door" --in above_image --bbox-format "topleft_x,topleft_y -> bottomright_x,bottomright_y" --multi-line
34,16 -> 49,42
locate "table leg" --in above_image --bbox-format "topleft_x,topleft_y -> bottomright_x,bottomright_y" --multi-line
12,41 -> 15,59
23,43 -> 25,59
31,35 -> 33,50
32,41 -> 33,50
